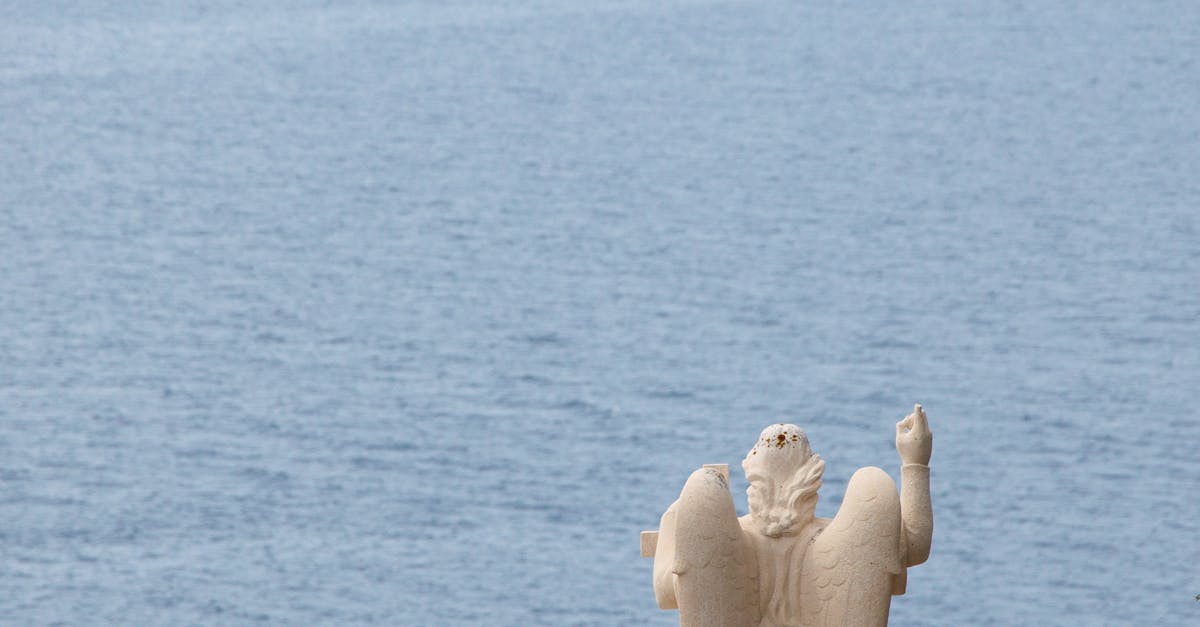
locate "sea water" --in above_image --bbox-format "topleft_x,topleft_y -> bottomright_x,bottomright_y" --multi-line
2,1 -> 1198,624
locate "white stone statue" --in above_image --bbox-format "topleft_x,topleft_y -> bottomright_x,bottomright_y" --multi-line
641,405 -> 934,627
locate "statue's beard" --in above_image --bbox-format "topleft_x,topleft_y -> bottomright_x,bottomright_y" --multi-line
750,499 -> 817,538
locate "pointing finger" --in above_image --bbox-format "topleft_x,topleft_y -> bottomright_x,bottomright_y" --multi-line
913,403 -> 930,435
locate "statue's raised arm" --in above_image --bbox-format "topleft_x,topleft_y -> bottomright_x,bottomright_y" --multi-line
895,404 -> 933,567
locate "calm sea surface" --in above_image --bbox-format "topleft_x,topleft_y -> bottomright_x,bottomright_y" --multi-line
2,1 -> 1198,624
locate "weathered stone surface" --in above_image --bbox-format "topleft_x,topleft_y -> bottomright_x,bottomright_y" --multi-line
643,405 -> 934,627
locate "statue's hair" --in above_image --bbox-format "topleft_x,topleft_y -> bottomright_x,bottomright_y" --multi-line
742,424 -> 826,536
781,453 -> 826,509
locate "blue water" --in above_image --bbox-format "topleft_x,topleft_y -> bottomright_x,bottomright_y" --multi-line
2,1 -> 1199,624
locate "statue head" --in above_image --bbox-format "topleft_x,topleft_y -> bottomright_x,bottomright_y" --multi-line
741,424 -> 825,537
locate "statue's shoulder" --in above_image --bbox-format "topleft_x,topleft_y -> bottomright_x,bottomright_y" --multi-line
807,516 -> 832,539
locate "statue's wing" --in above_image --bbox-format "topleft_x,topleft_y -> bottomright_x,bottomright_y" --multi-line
668,467 -> 759,627
801,466 -> 903,627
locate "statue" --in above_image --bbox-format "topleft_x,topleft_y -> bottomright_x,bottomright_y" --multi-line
640,405 -> 934,627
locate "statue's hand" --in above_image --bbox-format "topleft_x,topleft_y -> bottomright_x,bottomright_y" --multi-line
896,404 -> 933,465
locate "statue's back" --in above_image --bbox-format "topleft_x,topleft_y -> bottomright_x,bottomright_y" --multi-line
645,408 -> 933,627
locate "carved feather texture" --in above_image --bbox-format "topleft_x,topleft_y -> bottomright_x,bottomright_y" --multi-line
673,468 -> 760,627
801,467 -> 902,626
